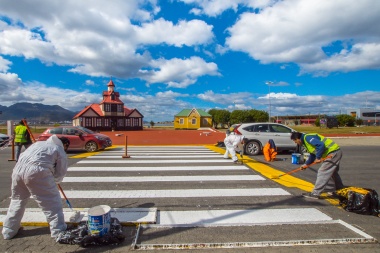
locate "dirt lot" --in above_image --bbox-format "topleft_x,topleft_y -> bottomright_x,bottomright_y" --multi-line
101,128 -> 380,146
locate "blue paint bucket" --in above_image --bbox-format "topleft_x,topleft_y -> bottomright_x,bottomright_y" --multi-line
291,153 -> 301,164
87,205 -> 111,237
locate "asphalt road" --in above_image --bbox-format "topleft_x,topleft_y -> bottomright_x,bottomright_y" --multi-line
0,137 -> 379,253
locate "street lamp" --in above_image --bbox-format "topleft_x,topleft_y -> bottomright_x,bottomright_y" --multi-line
265,81 -> 273,122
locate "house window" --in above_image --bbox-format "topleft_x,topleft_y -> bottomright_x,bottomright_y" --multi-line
126,118 -> 131,126
179,118 -> 184,124
192,118 -> 196,125
117,104 -> 123,112
85,118 -> 92,127
105,104 -> 110,112
118,119 -> 124,126
104,118 -> 109,127
96,118 -> 102,127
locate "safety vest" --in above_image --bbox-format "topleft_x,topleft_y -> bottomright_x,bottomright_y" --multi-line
14,125 -> 28,143
303,133 -> 339,158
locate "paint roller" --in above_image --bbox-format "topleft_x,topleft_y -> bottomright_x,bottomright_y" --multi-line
58,184 -> 81,222
271,155 -> 332,179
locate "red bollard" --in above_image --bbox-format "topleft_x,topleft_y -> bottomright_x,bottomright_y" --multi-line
122,135 -> 130,158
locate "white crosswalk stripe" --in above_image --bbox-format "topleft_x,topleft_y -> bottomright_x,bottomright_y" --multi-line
2,145 -> 375,249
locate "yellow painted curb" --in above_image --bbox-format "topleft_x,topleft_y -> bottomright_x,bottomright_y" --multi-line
205,145 -> 340,206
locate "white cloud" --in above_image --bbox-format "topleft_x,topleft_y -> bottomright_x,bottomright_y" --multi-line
0,0 -> 217,86
180,0 -> 275,17
134,18 -> 214,46
226,0 -> 380,74
0,56 -> 12,72
139,56 -> 220,88
300,43 -> 380,75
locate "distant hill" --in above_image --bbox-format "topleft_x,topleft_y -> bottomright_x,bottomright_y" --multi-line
0,103 -> 76,123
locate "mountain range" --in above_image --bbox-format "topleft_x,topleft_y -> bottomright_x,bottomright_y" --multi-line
0,103 -> 76,123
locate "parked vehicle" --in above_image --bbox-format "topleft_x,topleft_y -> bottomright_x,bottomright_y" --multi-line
37,126 -> 112,152
230,123 -> 299,156
0,133 -> 10,147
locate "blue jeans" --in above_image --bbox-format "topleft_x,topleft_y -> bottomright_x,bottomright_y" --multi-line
15,143 -> 31,162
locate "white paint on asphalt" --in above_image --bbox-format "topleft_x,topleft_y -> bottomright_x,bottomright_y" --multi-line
157,208 -> 332,225
104,151 -> 215,154
86,155 -> 222,159
68,166 -> 246,171
61,188 -> 290,198
62,175 -> 265,182
78,159 -> 233,164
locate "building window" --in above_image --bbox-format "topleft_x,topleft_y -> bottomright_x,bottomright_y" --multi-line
96,118 -> 102,127
126,118 -> 130,126
105,104 -> 110,112
118,119 -> 124,126
104,118 -> 109,127
85,118 -> 92,127
192,118 -> 196,125
117,104 -> 123,112
179,118 -> 184,124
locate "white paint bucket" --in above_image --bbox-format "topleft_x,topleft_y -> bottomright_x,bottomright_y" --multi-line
87,205 -> 111,237
291,153 -> 301,164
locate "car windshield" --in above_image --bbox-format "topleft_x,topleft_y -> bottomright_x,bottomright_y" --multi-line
77,126 -> 95,134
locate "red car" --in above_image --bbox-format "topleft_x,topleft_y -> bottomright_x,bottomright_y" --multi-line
37,126 -> 112,152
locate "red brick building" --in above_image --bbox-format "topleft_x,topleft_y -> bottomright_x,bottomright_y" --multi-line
72,80 -> 144,131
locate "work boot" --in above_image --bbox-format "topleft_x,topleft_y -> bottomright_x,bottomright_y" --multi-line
302,192 -> 320,199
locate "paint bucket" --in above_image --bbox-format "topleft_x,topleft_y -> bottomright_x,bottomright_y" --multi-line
87,205 -> 111,237
291,153 -> 301,164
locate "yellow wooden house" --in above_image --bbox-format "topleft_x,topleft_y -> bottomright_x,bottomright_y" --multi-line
174,108 -> 212,129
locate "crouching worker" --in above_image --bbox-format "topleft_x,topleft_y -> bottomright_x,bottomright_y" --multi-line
2,135 -> 70,240
224,133 -> 246,164
290,132 -> 344,199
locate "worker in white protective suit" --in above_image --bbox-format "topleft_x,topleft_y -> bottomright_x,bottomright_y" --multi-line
223,129 -> 233,159
2,135 -> 70,240
224,132 -> 246,164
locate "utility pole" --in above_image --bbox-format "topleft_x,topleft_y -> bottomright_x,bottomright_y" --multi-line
265,81 -> 273,122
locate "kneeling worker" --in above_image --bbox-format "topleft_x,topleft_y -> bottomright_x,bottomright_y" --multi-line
290,132 -> 344,199
2,135 -> 70,239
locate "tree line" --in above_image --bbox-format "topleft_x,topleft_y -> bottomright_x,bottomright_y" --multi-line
208,109 -> 269,128
208,109 -> 361,128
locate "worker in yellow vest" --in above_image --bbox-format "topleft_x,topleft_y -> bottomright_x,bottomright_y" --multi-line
14,120 -> 32,162
290,132 -> 344,199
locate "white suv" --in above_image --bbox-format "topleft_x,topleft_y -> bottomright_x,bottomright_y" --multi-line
231,123 -> 299,155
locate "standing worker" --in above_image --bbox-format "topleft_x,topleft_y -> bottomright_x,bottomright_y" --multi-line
2,135 -> 70,240
290,132 -> 344,199
14,120 -> 32,162
223,128 -> 233,159
224,132 -> 246,164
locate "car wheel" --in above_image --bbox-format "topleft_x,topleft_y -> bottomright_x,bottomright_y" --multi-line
85,141 -> 98,152
245,141 -> 261,156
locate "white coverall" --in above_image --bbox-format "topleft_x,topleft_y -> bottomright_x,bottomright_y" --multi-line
2,135 -> 68,239
224,133 -> 245,162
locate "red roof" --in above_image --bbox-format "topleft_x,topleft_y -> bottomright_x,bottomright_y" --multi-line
100,91 -> 123,104
107,80 -> 115,87
73,104 -> 103,119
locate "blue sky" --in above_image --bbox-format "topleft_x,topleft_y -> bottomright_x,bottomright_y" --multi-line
0,0 -> 379,122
